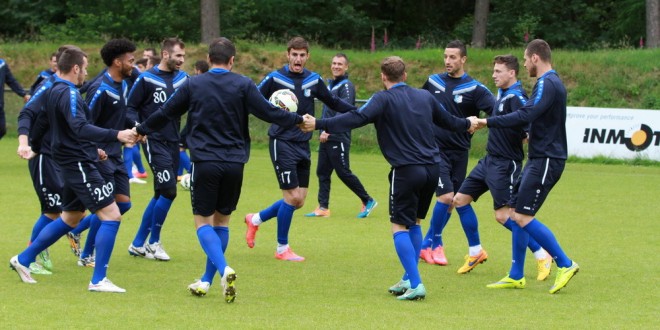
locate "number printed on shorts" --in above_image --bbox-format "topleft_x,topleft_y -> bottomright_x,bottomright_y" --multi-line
280,171 -> 291,184
94,182 -> 114,201
47,193 -> 62,207
156,170 -> 171,183
153,90 -> 168,104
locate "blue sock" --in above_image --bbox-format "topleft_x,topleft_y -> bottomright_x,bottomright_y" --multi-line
509,221 -> 528,280
124,147 -> 134,178
117,201 -> 132,215
457,204 -> 480,246
149,196 -> 173,244
178,150 -> 191,175
132,145 -> 145,173
402,224 -> 423,281
197,225 -> 227,278
276,202 -> 296,245
91,221 -> 120,284
393,231 -> 421,288
71,214 -> 92,235
421,224 -> 433,250
430,202 -> 451,248
523,219 -> 572,268
19,218 -> 73,266
503,219 -> 542,253
81,215 -> 101,259
29,214 -> 54,243
201,226 -> 229,284
259,199 -> 283,222
132,198 -> 156,247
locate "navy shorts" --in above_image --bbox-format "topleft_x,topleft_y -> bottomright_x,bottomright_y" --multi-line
389,163 -> 439,227
96,156 -> 130,197
269,138 -> 311,190
143,139 -> 179,191
190,161 -> 244,217
59,161 -> 115,213
435,153 -> 454,196
28,154 -> 64,214
440,149 -> 469,194
511,158 -> 565,216
458,155 -> 522,210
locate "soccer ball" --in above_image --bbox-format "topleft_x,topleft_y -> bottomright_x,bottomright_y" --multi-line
269,89 -> 298,112
180,173 -> 191,190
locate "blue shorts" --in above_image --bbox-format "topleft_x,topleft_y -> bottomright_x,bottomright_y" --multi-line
190,161 -> 244,217
28,154 -> 64,214
96,156 -> 130,197
269,138 -> 311,190
458,155 -> 522,210
59,161 -> 115,213
389,163 -> 439,227
435,153 -> 454,196
511,158 -> 565,216
440,149 -> 470,194
143,139 -> 179,191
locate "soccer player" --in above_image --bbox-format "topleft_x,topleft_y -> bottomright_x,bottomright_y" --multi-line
176,60 -> 209,181
0,55 -> 30,139
420,40 -> 496,268
452,54 -> 553,280
304,53 -> 376,218
478,39 -> 579,293
29,52 -> 57,96
126,37 -> 188,261
244,36 -> 355,261
10,47 -> 137,292
143,47 -> 157,59
300,56 -> 479,300
135,37 -> 303,302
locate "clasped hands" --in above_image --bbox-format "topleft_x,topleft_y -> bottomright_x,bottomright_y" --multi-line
467,116 -> 488,133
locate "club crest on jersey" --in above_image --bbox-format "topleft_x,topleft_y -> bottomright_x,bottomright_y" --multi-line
454,94 -> 463,103
304,89 -> 311,97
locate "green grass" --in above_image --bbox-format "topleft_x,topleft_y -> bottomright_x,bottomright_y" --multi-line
0,138 -> 658,329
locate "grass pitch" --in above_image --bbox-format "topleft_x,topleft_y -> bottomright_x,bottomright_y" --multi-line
0,138 -> 658,329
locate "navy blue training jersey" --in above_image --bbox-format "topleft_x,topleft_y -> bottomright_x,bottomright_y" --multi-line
257,65 -> 355,142
127,66 -> 188,142
422,72 -> 495,151
321,74 -> 355,143
487,81 -> 528,161
29,69 -> 55,96
0,59 -> 27,108
487,70 -> 567,159
85,71 -> 133,158
317,83 -> 470,168
137,68 -> 303,163
19,76 -> 56,156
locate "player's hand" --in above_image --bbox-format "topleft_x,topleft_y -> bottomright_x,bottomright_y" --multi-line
118,129 -> 138,144
466,116 -> 479,133
319,131 -> 329,143
23,95 -> 31,103
98,148 -> 108,161
17,144 -> 33,160
299,114 -> 316,133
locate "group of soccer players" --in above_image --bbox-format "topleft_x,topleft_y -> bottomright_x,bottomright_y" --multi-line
9,35 -> 579,302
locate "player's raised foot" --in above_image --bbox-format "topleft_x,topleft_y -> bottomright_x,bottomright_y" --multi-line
457,249 -> 488,274
549,261 -> 579,294
146,242 -> 170,261
66,232 -> 82,257
221,266 -> 237,303
304,207 -> 330,217
188,280 -> 211,297
88,277 -> 126,293
432,246 -> 448,265
420,247 -> 435,264
37,249 -> 53,272
357,199 -> 378,218
388,279 -> 411,296
10,256 -> 37,284
487,275 -> 526,289
536,254 -> 553,281
397,283 -> 426,301
275,247 -> 305,262
29,262 -> 52,275
244,214 -> 259,248
77,255 -> 96,268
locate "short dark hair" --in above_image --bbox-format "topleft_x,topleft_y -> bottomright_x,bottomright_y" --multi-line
161,37 -> 185,55
58,48 -> 87,74
446,40 -> 467,57
144,47 -> 157,57
56,45 -> 80,61
381,56 -> 405,82
334,53 -> 349,64
526,39 -> 552,62
148,56 -> 160,67
136,58 -> 148,67
493,54 -> 519,75
100,38 -> 136,67
208,37 -> 235,65
194,60 -> 209,73
287,36 -> 309,53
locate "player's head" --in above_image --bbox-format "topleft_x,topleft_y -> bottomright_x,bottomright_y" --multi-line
100,38 -> 137,79
58,48 -> 88,86
524,39 -> 552,78
287,36 -> 309,74
194,60 -> 209,74
492,55 -> 519,89
136,58 -> 148,72
49,52 -> 58,72
380,56 -> 406,85
160,37 -> 186,72
444,40 -> 467,77
208,37 -> 235,68
330,53 -> 349,79
143,47 -> 156,59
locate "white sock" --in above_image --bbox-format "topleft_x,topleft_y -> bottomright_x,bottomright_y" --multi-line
468,245 -> 482,257
251,213 -> 263,225
533,249 -> 548,260
277,244 -> 289,254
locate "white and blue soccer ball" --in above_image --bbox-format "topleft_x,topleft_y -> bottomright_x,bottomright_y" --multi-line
179,173 -> 191,190
269,89 -> 298,112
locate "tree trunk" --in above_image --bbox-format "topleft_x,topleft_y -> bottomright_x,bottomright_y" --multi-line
647,0 -> 659,48
471,0 -> 489,48
201,0 -> 220,44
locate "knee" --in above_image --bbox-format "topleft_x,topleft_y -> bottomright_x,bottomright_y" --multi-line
452,193 -> 470,207
159,187 -> 178,201
494,212 -> 508,224
438,192 -> 454,205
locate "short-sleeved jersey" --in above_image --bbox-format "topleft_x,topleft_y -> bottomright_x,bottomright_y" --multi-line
0,59 -> 27,108
487,70 -> 567,159
422,72 -> 495,151
321,74 -> 355,143
19,76 -> 56,156
487,81 -> 528,161
127,66 -> 188,142
257,65 -> 355,142
29,69 -> 55,96
317,83 -> 470,168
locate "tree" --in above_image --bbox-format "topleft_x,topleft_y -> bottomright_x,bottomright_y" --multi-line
648,0 -> 660,47
201,0 -> 220,44
471,0 -> 489,48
